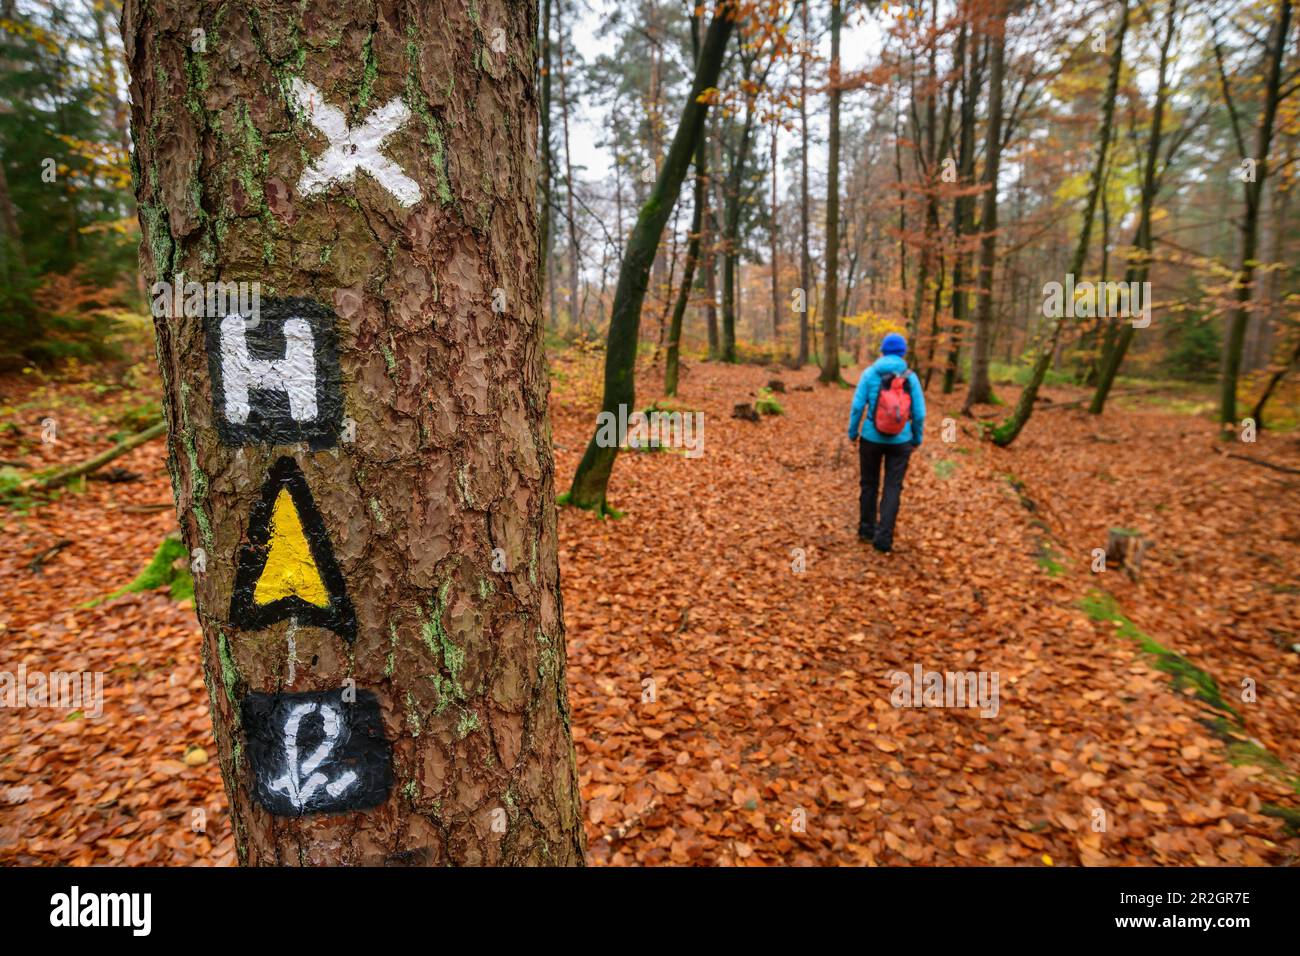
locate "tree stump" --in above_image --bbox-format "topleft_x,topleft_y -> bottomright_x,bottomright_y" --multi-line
767,379 -> 786,393
1105,528 -> 1147,578
732,403 -> 761,422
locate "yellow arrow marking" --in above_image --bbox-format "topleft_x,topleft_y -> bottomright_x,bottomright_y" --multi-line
254,488 -> 329,607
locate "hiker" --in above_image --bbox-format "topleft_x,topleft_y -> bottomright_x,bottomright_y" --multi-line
847,332 -> 926,553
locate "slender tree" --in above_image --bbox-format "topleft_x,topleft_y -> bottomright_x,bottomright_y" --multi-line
1090,0 -> 1180,414
963,0 -> 1008,411
993,0 -> 1130,445
796,0 -> 813,367
943,9 -> 985,394
567,3 -> 738,512
667,14 -> 709,395
769,117 -> 781,343
1216,0 -> 1293,429
540,0 -> 555,317
818,0 -> 844,384
555,0 -> 584,329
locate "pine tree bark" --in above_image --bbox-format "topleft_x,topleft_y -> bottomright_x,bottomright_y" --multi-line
123,0 -> 584,865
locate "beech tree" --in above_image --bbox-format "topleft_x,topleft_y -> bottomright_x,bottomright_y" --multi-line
123,0 -> 584,865
1216,0 -> 1293,429
1089,0 -> 1181,414
817,0 -> 844,385
566,2 -> 737,512
992,0 -> 1129,446
962,0 -> 1007,411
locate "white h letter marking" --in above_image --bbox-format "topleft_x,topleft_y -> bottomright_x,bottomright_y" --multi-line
219,314 -> 318,424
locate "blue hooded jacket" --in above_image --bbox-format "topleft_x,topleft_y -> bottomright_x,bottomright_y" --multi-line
848,354 -> 926,445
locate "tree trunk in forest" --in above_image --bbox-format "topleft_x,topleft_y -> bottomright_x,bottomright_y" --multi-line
93,0 -> 132,157
992,0 -> 1128,446
943,13 -> 983,394
665,154 -> 703,397
818,0 -> 843,385
667,15 -> 708,396
1218,0 -> 1292,428
0,159 -> 27,286
539,0 -> 555,317
721,54 -> 761,364
566,4 -> 736,512
556,0 -> 583,331
1074,160 -> 1113,384
704,214 -> 721,358
124,0 -> 583,865
796,0 -> 812,369
770,119 -> 780,345
1090,0 -> 1179,415
962,1 -> 1007,412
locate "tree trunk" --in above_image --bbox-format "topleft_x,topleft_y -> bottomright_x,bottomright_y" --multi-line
123,0 -> 584,865
818,0 -> 843,385
566,4 -> 737,512
539,0 -> 555,319
992,0 -> 1129,446
556,0 -> 583,331
665,155 -> 703,397
721,54 -> 761,364
667,15 -> 708,396
1090,0 -> 1180,415
769,118 -> 780,344
796,0 -> 812,368
962,1 -> 1007,411
1219,0 -> 1292,427
943,12 -> 983,394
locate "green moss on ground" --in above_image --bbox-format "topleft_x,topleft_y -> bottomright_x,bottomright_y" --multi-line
1080,591 -> 1237,718
756,388 -> 784,416
933,459 -> 958,480
84,534 -> 194,607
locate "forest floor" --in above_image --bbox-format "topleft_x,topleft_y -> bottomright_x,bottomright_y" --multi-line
1,349 -> 1298,865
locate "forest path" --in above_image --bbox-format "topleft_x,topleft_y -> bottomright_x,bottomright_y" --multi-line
554,354 -> 1299,865
0,357 -> 1296,865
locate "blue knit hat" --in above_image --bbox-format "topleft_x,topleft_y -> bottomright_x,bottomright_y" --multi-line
881,333 -> 907,356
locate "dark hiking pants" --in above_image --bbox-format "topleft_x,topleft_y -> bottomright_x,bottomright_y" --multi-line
858,439 -> 913,549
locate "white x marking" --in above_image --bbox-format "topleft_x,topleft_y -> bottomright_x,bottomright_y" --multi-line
290,78 -> 421,208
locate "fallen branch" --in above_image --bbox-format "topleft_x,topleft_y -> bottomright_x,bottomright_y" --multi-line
1034,386 -> 1161,412
117,502 -> 175,514
1215,447 -> 1300,476
23,421 -> 166,492
29,539 -> 72,574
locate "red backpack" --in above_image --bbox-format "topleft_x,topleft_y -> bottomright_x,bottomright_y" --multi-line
873,370 -> 913,436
